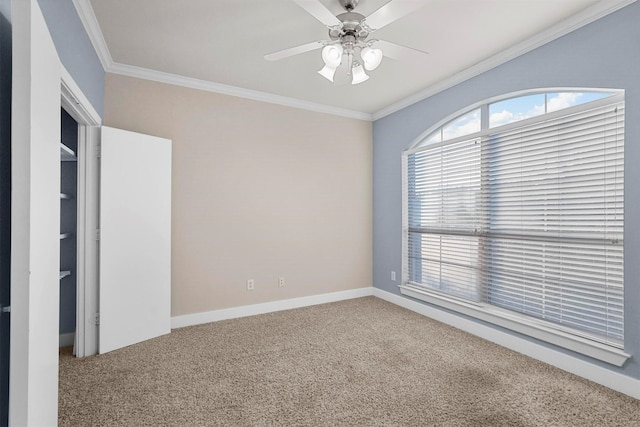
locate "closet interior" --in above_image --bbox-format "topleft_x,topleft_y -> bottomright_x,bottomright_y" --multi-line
60,108 -> 78,348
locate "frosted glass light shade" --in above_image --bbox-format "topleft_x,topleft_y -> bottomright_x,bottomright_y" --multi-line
361,46 -> 383,71
318,64 -> 337,82
351,63 -> 369,84
321,44 -> 344,68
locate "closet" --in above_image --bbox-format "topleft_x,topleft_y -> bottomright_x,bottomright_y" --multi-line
56,115 -> 173,355
59,109 -> 78,348
10,2 -> 171,422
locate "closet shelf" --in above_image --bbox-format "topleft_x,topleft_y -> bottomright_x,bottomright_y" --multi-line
60,143 -> 77,162
59,271 -> 71,280
60,233 -> 71,240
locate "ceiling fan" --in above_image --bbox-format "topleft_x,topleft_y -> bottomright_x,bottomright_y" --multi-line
264,0 -> 428,85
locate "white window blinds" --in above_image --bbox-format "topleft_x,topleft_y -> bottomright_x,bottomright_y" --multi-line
405,98 -> 624,347
406,138 -> 482,302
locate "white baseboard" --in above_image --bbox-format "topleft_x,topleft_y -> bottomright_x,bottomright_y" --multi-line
171,287 -> 374,329
373,288 -> 640,400
169,286 -> 639,400
59,332 -> 75,348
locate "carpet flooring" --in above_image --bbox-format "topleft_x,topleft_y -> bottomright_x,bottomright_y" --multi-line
59,296 -> 640,426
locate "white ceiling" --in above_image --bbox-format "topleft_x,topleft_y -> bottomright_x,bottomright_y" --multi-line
84,0 -> 626,119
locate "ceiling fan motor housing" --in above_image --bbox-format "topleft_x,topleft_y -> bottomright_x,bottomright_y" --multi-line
329,12 -> 369,44
265,0 -> 430,84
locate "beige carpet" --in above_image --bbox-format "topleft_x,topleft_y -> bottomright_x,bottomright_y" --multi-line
59,297 -> 640,426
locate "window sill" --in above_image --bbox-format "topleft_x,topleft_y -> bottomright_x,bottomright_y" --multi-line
398,283 -> 631,367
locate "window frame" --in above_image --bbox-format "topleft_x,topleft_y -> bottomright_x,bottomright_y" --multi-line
401,89 -> 630,366
410,89 -> 622,152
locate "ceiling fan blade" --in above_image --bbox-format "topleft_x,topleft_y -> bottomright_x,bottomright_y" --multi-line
264,41 -> 324,61
292,0 -> 342,27
377,40 -> 429,61
365,0 -> 425,31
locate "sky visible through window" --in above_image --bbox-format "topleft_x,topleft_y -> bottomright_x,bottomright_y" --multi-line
442,109 -> 480,140
421,91 -> 613,145
490,93 -> 545,127
489,91 -> 610,128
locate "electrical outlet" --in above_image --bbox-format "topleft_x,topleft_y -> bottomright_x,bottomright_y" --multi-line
247,279 -> 255,291
279,277 -> 285,287
391,271 -> 396,282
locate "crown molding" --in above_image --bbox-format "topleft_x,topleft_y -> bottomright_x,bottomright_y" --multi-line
73,0 -> 634,122
73,0 -> 371,120
372,0 -> 637,121
108,62 -> 373,121
72,0 -> 113,70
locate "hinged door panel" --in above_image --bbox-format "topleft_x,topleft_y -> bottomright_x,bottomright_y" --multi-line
99,126 -> 171,354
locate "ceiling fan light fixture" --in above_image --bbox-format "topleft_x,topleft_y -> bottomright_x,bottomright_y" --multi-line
361,46 -> 383,71
351,62 -> 369,84
321,44 -> 344,68
268,0 -> 430,85
318,64 -> 338,82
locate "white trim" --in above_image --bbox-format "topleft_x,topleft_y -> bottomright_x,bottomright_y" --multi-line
171,287 -> 373,329
71,0 -> 635,123
73,125 -> 100,358
401,154 -> 409,286
10,1 -> 63,422
73,125 -> 87,358
60,64 -> 101,358
400,92 -> 629,366
72,0 -> 370,120
71,0 -> 113,70
58,332 -> 75,348
108,62 -> 373,121
372,0 -> 637,120
372,288 -> 640,400
399,284 -> 630,367
405,90 -> 624,154
61,65 -> 102,127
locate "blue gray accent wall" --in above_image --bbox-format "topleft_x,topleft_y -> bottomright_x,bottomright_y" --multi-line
37,0 -> 105,118
372,2 -> 640,380
0,1 -> 10,424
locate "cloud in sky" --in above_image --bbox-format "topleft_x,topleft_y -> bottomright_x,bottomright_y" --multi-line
442,109 -> 481,140
489,92 -> 587,128
489,109 -> 523,127
424,92 -> 610,145
547,92 -> 583,112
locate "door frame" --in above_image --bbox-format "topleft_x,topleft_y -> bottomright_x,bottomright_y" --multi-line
60,65 -> 101,357
10,0 -> 64,421
10,1 -> 101,422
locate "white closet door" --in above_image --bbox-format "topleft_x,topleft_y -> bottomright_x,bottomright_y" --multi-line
10,0 -> 62,424
99,126 -> 172,353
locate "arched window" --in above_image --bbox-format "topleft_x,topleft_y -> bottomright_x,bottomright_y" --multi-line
402,89 -> 627,365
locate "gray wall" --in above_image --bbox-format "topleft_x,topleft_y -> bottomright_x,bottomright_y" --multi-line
372,2 -> 640,380
38,0 -> 104,118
